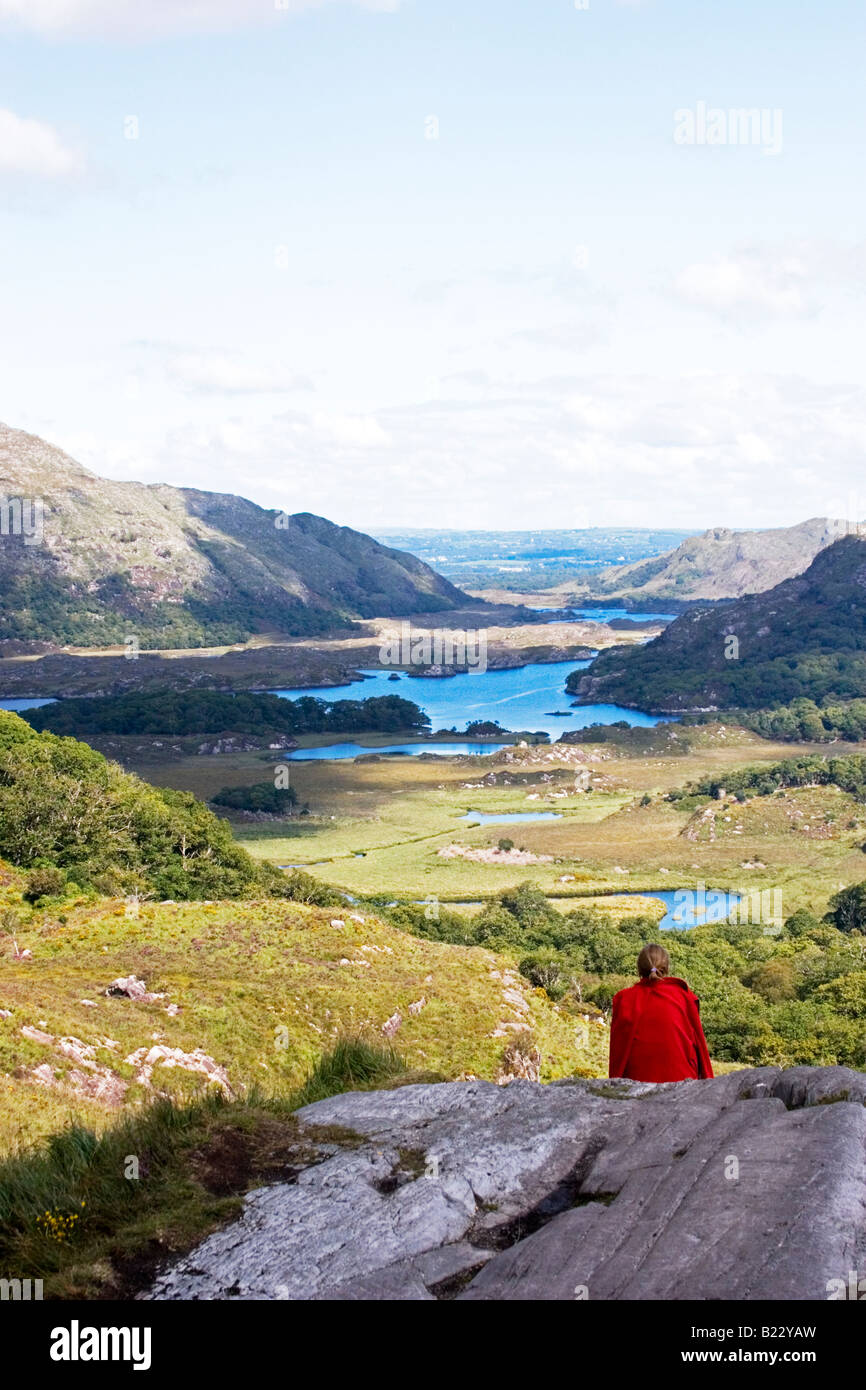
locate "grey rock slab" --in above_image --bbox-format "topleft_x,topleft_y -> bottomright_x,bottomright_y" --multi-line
460,1099 -> 866,1301
145,1146 -> 474,1301
317,1241 -> 492,1301
144,1067 -> 866,1301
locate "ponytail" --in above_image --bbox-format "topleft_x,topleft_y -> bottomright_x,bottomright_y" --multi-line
638,943 -> 670,981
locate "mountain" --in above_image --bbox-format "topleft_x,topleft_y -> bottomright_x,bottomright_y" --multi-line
559,518 -> 856,606
0,423 -> 471,649
568,535 -> 866,711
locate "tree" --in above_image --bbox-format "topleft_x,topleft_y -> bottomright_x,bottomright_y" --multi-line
784,908 -> 820,938
744,958 -> 798,1003
826,882 -> 866,934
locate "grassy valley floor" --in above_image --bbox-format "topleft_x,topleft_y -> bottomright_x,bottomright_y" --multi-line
118,726 -> 866,917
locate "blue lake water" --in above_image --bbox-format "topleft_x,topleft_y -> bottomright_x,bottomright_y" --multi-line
459,810 -> 563,825
538,607 -> 677,624
270,661 -> 668,745
0,698 -> 56,711
617,889 -> 743,931
2,660 -> 670,762
569,607 -> 677,624
289,741 -> 509,761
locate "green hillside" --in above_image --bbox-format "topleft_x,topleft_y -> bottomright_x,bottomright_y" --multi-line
0,711 -> 284,900
568,536 -> 866,712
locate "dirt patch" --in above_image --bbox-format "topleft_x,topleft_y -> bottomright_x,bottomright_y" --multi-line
437,843 -> 553,865
189,1114 -> 347,1195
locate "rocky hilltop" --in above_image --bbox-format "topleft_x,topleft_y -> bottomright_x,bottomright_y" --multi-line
562,517 -> 855,606
0,423 -> 471,648
569,534 -> 866,712
145,1065 -> 866,1301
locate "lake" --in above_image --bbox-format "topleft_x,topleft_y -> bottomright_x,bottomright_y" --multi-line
0,698 -> 56,711
289,740 -> 510,761
459,810 -> 562,825
270,661 -> 668,744
3,660 -> 669,758
538,607 -> 677,624
616,889 -> 743,931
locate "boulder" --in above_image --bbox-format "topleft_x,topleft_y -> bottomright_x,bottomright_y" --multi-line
144,1067 -> 866,1301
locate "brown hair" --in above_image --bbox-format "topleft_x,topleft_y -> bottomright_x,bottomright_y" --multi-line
637,943 -> 670,981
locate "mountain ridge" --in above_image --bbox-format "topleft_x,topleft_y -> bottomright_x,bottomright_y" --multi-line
560,517 -> 858,605
0,423 -> 472,648
568,535 -> 866,711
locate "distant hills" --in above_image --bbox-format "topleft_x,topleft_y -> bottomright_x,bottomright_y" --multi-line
0,424 -> 471,649
374,527 -> 692,592
568,535 -> 866,712
558,518 -> 856,606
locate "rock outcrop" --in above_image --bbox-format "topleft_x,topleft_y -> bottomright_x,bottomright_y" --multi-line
145,1066 -> 866,1301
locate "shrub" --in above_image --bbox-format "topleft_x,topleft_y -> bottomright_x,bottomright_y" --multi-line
22,866 -> 66,904
744,958 -> 798,1003
784,908 -> 821,938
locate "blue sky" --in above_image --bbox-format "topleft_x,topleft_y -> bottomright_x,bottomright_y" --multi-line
1,0 -> 864,530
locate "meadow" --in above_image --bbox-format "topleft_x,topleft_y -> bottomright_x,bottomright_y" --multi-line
0,895 -> 610,1158
123,725 -> 866,917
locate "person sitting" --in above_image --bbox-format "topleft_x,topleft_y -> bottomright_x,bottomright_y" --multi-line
608,942 -> 713,1083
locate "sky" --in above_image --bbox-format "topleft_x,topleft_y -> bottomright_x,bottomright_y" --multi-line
1,0 -> 865,532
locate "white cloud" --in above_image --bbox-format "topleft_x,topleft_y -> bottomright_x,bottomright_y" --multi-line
168,351 -> 313,396
672,247 -> 814,320
0,108 -> 84,177
307,410 -> 392,449
0,0 -> 401,40
513,322 -> 605,352
79,371 -> 866,531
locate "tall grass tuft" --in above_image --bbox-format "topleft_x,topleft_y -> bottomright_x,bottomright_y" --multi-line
287,1037 -> 408,1109
0,1038 -> 407,1298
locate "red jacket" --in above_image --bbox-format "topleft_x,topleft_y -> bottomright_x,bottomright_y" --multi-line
609,976 -> 714,1083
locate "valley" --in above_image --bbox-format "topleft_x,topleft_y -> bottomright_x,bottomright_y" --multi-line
124,713 -> 865,914
3,459 -> 866,1304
